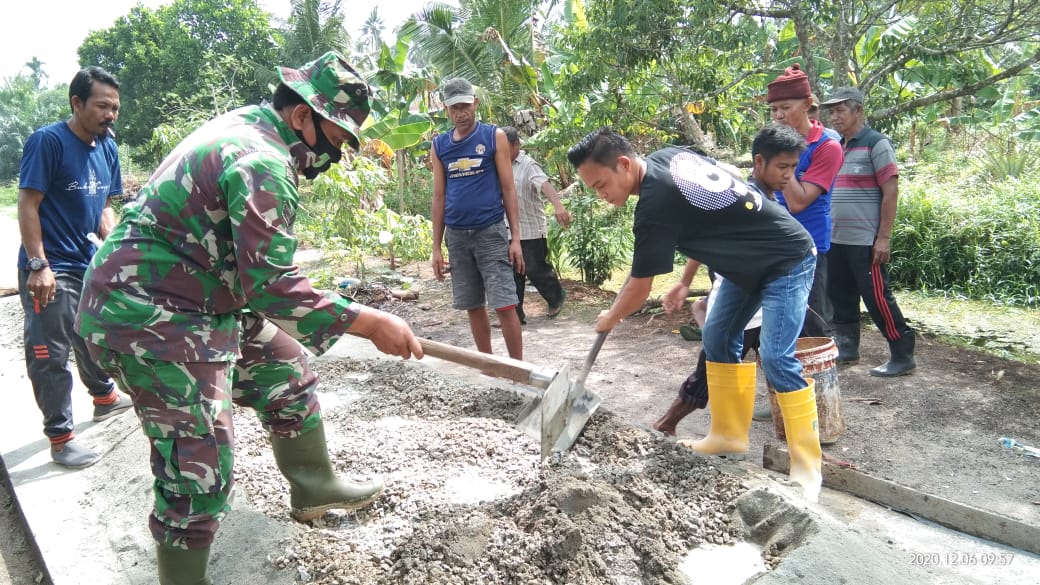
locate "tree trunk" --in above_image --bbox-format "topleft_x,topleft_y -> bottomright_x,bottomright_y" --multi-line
909,120 -> 917,163
397,149 -> 407,215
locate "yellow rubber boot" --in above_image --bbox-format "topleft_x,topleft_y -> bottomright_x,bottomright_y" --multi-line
678,361 -> 757,459
775,381 -> 823,502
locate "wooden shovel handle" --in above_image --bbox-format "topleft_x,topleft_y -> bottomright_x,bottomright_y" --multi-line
419,338 -> 551,388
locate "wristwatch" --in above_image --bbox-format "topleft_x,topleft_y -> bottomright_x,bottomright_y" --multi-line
27,257 -> 49,271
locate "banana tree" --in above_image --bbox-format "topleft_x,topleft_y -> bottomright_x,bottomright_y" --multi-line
364,33 -> 435,214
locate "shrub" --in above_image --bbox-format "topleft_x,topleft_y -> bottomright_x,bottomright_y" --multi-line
558,190 -> 634,285
890,172 -> 1040,306
977,132 -> 1039,181
297,157 -> 431,278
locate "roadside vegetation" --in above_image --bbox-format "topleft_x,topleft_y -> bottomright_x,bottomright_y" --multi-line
0,0 -> 1036,333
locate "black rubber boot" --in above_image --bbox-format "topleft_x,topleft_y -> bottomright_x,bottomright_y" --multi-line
870,332 -> 916,377
832,322 -> 861,364
157,545 -> 212,585
270,420 -> 384,522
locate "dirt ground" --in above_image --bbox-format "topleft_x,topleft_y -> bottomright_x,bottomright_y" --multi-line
1,257 -> 1038,584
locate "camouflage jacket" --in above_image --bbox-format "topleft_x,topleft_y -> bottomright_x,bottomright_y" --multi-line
75,105 -> 359,362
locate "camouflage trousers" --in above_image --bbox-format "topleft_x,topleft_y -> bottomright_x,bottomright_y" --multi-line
86,314 -> 322,549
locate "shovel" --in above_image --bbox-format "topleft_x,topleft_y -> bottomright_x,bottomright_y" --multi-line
419,338 -> 602,459
517,331 -> 607,456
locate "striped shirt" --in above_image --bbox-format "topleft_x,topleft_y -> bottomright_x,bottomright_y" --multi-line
512,151 -> 552,240
831,126 -> 899,246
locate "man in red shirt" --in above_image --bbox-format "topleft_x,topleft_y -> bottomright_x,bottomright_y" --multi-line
767,64 -> 843,338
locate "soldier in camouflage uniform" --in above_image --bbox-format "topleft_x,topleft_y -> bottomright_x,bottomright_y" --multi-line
75,52 -> 423,585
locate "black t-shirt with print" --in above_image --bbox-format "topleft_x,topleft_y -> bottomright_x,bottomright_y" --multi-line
631,147 -> 814,292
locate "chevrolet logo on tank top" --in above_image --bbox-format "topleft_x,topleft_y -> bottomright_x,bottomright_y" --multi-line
448,157 -> 483,175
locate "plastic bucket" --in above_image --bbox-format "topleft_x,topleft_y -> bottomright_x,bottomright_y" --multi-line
767,337 -> 846,445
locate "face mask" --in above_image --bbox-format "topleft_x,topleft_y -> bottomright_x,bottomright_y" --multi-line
295,110 -> 343,179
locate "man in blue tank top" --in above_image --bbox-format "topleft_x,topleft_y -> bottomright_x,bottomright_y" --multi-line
17,66 -> 132,468
431,78 -> 525,359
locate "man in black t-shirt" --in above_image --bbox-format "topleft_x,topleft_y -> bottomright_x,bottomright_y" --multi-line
568,128 -> 823,501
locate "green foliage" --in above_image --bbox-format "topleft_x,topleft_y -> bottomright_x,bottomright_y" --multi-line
978,133 -> 1039,181
557,190 -> 633,285
366,206 -> 433,271
78,0 -> 278,149
298,157 -> 432,277
402,0 -> 544,123
0,73 -> 68,182
0,182 -> 18,208
890,170 -> 1040,306
278,0 -> 352,69
555,0 -> 769,152
383,160 -> 433,218
546,211 -> 567,272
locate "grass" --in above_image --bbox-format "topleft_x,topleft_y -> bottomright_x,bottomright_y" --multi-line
0,183 -> 16,219
895,290 -> 1040,365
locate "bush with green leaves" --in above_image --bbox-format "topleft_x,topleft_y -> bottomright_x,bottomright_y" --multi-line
298,156 -> 432,278
976,131 -> 1039,181
363,205 -> 432,272
557,190 -> 634,285
890,172 -> 1040,306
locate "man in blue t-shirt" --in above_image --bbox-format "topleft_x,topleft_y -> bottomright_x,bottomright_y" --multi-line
430,78 -> 525,359
18,66 -> 131,468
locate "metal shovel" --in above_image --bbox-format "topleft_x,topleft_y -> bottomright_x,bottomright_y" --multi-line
518,331 -> 607,456
418,338 -> 602,459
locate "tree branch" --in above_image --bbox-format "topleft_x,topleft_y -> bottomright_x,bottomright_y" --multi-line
867,48 -> 1040,122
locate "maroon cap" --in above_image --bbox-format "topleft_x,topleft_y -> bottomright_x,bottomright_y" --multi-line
767,63 -> 812,102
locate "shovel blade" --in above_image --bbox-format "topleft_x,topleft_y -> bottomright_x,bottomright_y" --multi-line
515,364 -> 603,459
550,381 -> 603,454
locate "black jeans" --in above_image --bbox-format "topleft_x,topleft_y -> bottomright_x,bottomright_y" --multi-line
513,237 -> 564,320
20,269 -> 114,440
806,250 -> 832,337
827,243 -> 912,341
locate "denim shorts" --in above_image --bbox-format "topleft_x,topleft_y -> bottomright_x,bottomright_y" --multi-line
445,222 -> 519,311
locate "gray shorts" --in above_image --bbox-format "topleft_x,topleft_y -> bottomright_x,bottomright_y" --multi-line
445,222 -> 519,311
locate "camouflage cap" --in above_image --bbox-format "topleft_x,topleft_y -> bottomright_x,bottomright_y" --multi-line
278,51 -> 371,149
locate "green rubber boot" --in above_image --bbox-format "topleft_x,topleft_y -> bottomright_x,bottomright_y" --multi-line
157,545 -> 212,585
270,420 -> 384,522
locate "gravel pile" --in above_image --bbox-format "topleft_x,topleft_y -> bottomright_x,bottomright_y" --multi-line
233,357 -> 751,584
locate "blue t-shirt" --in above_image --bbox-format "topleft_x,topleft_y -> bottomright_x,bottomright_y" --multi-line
18,121 -> 122,273
434,122 -> 504,230
774,123 -> 841,253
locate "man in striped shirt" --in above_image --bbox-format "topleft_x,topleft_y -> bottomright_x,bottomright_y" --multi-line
824,87 -> 916,376
503,126 -> 570,323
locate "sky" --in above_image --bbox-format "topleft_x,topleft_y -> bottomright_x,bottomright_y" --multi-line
1,0 -> 452,86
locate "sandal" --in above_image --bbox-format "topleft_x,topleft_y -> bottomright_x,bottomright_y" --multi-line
547,290 -> 567,318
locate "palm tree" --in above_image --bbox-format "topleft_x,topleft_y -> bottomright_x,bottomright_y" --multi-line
401,0 -> 544,123
23,57 -> 48,89
280,0 -> 352,67
356,7 -> 385,59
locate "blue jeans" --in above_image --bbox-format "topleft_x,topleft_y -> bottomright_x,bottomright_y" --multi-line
702,250 -> 817,393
